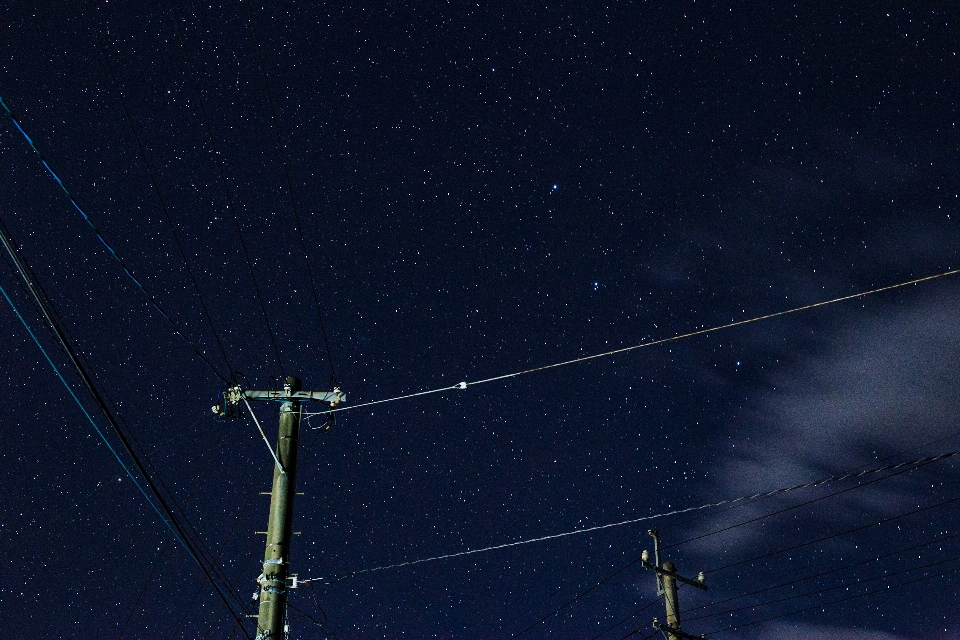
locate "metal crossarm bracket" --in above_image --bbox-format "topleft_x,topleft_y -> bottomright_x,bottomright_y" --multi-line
213,385 -> 346,418
639,554 -> 709,591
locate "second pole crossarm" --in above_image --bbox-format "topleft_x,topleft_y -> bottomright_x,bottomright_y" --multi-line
639,557 -> 709,591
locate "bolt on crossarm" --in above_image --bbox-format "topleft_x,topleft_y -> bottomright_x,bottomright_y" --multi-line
214,376 -> 345,640
642,530 -> 708,640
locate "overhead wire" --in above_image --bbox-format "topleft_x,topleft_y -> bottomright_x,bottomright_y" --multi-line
481,452 -> 956,640
660,453 -> 959,555
299,449 -> 959,584
687,553 -> 960,624
119,411 -> 241,639
584,526 -> 960,634
82,2 -> 235,381
589,597 -> 661,640
240,0 -> 339,385
703,492 -> 960,575
682,528 -> 960,619
163,0 -> 286,376
0,219 -> 252,637
309,268 -> 960,414
0,94 -> 230,384
702,562 -> 960,636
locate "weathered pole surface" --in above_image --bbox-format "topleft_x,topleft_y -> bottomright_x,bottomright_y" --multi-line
662,561 -> 681,640
256,376 -> 302,639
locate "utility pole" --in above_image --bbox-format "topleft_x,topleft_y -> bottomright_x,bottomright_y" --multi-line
215,376 -> 345,640
641,530 -> 708,640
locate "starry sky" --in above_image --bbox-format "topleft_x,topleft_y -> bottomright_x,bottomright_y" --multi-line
1,3 -> 959,639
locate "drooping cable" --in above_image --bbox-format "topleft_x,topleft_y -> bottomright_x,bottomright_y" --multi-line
702,562 -> 960,636
589,598 -> 661,640
82,2 -> 235,379
0,218 -> 251,637
299,449 -> 959,583
162,1 -> 286,376
688,553 -> 960,624
118,413 -> 229,638
682,528 -> 960,618
239,0 -> 338,384
481,453 -> 955,640
660,453 -> 958,554
309,268 -> 960,414
0,95 -> 230,384
702,492 -> 960,576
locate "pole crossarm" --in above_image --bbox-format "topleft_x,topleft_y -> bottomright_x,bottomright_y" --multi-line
640,555 -> 709,591
213,384 -> 345,418
241,389 -> 346,404
652,619 -> 707,640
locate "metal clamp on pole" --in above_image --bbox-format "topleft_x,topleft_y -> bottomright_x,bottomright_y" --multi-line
652,618 -> 707,640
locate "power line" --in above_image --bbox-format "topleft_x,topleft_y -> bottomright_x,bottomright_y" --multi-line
479,453 -> 955,640
0,220 -> 252,637
162,0 -> 286,376
589,597 -> 661,640
0,94 -> 230,384
240,0 -> 338,385
688,553 -> 960,624
508,552 -> 647,639
705,492 -> 960,575
312,268 -> 960,414
118,414 -> 227,638
683,529 -> 960,618
703,562 -> 960,636
300,449 -> 959,583
661,451 -> 957,553
82,2 -> 235,380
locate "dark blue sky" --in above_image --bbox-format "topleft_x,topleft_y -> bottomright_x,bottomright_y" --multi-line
1,3 -> 959,639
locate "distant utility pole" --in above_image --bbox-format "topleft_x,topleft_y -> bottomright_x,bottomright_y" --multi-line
641,530 -> 708,640
215,376 -> 345,640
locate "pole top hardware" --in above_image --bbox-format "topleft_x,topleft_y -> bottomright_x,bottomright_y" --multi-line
639,554 -> 708,591
213,385 -> 346,418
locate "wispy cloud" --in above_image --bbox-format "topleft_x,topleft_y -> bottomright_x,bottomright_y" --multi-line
689,282 -> 960,556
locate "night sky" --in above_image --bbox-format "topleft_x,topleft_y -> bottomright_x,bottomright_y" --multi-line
2,3 -> 960,639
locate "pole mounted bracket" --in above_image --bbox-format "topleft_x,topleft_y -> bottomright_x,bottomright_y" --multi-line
652,619 -> 707,639
639,551 -> 708,591
213,385 -> 346,418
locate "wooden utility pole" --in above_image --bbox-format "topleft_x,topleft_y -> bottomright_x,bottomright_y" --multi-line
215,376 -> 345,640
641,530 -> 708,640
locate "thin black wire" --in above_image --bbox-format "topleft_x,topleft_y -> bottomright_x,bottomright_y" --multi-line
82,2 -> 235,380
509,553 -> 647,639
239,0 -> 338,384
0,95 -> 230,384
172,462 -> 275,639
689,553 -> 960,623
0,217 -> 251,636
589,597 -> 661,640
703,563 -> 960,636
163,0 -> 285,376
102,389 -> 250,614
617,629 -> 660,640
661,452 -> 952,553
684,528 -> 960,617
505,454 -> 951,640
480,585 -> 564,640
706,492 -> 960,575
289,596 -> 339,639
119,412 -> 237,638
